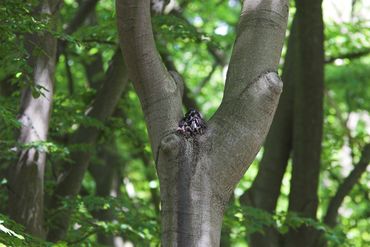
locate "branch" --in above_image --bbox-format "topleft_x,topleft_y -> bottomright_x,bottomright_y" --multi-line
324,143 -> 370,227
57,0 -> 101,59
81,39 -> 117,46
170,10 -> 228,66
325,89 -> 356,160
208,0 -> 289,182
116,0 -> 183,157
194,61 -> 218,95
63,51 -> 74,95
65,0 -> 100,35
325,48 -> 370,64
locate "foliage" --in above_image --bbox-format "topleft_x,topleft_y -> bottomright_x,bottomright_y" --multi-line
0,214 -> 48,247
223,204 -> 348,246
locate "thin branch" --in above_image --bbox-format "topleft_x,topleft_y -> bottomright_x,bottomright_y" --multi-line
324,89 -> 356,160
66,229 -> 98,245
63,51 -> 74,95
324,143 -> 370,227
194,61 -> 218,95
325,48 -> 370,64
65,0 -> 100,35
57,0 -> 101,58
170,10 -> 228,66
81,39 -> 117,46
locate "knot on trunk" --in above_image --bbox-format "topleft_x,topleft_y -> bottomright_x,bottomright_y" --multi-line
161,133 -> 181,156
264,71 -> 283,94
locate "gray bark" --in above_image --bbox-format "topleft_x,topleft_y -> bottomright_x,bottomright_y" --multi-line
285,0 -> 324,246
47,49 -> 129,241
240,15 -> 298,247
7,0 -> 59,238
116,0 -> 289,246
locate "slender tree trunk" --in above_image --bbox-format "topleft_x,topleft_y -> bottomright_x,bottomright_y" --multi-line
116,0 -> 289,245
89,141 -> 122,245
284,0 -> 324,246
240,15 -> 298,247
78,11 -> 122,239
47,50 -> 129,241
7,0 -> 59,238
80,6 -> 105,91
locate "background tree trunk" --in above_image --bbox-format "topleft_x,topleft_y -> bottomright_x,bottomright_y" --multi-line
89,141 -> 122,245
284,0 -> 324,246
7,0 -> 60,238
240,15 -> 298,247
47,50 -> 129,241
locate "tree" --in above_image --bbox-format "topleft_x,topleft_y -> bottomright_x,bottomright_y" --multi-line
116,0 -> 289,245
7,0 -> 60,238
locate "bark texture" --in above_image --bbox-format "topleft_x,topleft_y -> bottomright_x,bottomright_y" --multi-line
7,0 -> 59,237
285,0 -> 324,246
116,0 -> 289,245
240,15 -> 298,247
47,50 -> 129,241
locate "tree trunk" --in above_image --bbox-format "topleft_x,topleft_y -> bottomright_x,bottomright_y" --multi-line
89,141 -> 122,245
116,0 -> 289,245
47,49 -> 129,241
240,15 -> 298,247
7,0 -> 59,238
284,0 -> 324,246
80,5 -> 105,91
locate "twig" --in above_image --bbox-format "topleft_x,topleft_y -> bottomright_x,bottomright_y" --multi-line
63,50 -> 74,95
325,48 -> 370,64
324,143 -> 370,227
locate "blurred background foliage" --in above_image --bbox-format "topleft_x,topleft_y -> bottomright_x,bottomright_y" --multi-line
0,0 -> 369,246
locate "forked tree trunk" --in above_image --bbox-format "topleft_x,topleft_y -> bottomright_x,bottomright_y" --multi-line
7,0 -> 59,238
116,0 -> 289,245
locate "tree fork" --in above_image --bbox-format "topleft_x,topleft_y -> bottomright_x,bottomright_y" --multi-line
116,0 -> 288,245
